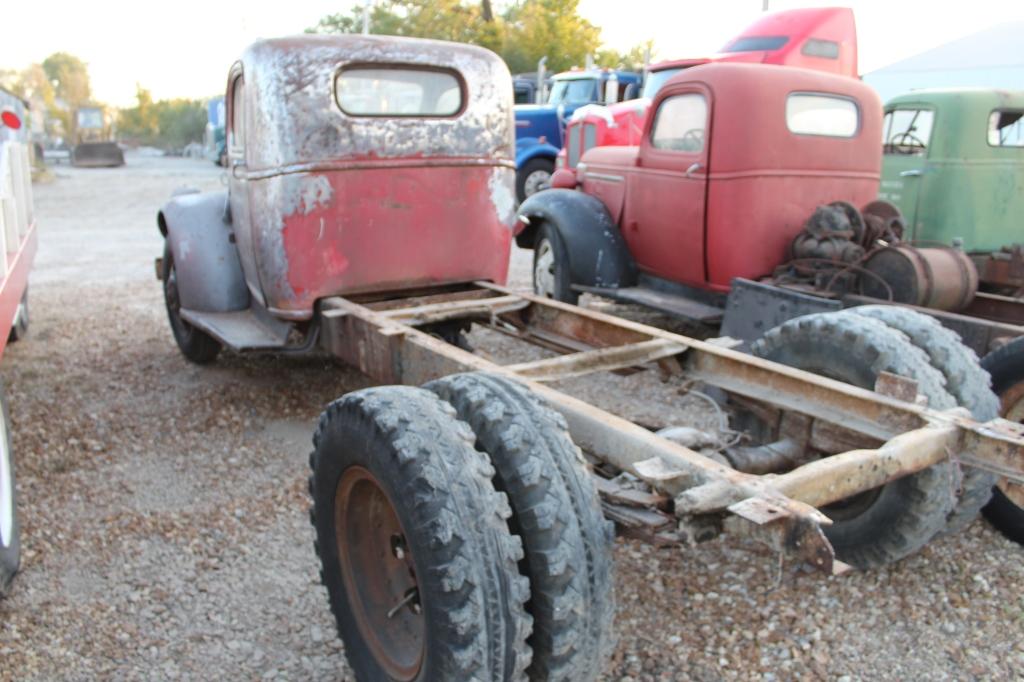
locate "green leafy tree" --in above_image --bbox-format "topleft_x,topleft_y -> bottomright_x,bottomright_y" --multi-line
596,40 -> 656,72
119,86 -> 207,150
308,0 -> 604,74
118,85 -> 159,141
501,0 -> 601,73
42,52 -> 91,107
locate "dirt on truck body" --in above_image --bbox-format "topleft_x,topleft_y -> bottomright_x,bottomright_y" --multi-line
145,34 -> 1024,681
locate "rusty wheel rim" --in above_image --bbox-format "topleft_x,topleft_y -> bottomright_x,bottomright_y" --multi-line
997,381 -> 1024,508
335,466 -> 424,680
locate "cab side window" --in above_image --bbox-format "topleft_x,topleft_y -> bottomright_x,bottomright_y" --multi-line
650,94 -> 707,153
883,108 -> 934,156
988,110 -> 1024,147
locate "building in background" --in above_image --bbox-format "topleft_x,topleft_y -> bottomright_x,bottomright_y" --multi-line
864,22 -> 1024,103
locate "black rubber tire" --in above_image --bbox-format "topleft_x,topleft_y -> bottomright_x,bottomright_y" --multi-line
516,158 -> 555,203
426,373 -> 615,681
752,311 -> 957,569
162,244 -> 221,364
848,305 -> 999,532
7,286 -> 28,343
980,336 -> 1024,544
0,380 -> 20,598
309,385 -> 533,681
532,224 -> 579,305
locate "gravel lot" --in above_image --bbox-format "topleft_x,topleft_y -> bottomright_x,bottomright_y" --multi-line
0,154 -> 1021,680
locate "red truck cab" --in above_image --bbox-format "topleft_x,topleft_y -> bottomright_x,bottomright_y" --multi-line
557,7 -> 859,176
520,62 -> 880,312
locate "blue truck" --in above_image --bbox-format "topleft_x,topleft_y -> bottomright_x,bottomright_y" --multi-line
514,68 -> 640,201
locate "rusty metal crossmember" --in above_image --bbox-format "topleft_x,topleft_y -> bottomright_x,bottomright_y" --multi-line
318,285 -> 1024,570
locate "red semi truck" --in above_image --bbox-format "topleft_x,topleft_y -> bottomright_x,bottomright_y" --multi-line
559,6 -> 859,172
0,91 -> 38,596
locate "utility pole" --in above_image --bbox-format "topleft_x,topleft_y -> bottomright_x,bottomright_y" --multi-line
363,0 -> 371,35
762,0 -> 769,10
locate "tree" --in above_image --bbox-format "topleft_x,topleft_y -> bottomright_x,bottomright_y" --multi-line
595,40 -> 657,72
307,0 -> 602,73
118,86 -> 207,150
118,85 -> 159,141
42,52 -> 91,107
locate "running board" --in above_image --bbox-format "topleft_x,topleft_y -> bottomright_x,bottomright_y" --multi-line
179,307 -> 291,350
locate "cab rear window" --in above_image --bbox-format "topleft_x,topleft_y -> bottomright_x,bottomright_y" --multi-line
786,94 -> 858,137
336,66 -> 462,117
989,110 -> 1024,147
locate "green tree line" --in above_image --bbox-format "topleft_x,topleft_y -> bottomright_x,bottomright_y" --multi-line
118,86 -> 208,151
308,0 -> 654,74
2,53 -> 207,150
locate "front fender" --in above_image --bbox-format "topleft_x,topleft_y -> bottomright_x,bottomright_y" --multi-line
517,189 -> 636,289
158,191 -> 250,313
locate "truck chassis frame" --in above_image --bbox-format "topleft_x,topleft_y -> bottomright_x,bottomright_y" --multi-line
316,281 -> 1024,573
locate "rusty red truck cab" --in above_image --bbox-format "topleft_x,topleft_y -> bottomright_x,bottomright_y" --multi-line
157,35 -> 515,360
520,62 -> 880,314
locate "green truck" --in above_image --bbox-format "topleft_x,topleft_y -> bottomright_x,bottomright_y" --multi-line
880,88 -> 1024,541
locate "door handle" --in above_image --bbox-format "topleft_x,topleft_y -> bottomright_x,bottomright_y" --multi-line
899,169 -> 923,177
685,162 -> 702,177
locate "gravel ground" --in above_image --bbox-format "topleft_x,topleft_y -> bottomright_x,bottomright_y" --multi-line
0,155 -> 1021,680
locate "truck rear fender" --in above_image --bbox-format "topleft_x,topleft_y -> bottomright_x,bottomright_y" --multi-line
516,189 -> 636,289
158,191 -> 250,313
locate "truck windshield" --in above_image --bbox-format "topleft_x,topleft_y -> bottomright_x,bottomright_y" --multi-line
549,78 -> 599,106
882,109 -> 934,155
721,36 -> 789,52
641,68 -> 684,99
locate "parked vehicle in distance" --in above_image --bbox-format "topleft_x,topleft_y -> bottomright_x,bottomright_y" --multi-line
879,87 -> 1024,536
558,6 -> 859,172
879,88 -> 1024,281
519,62 -> 1024,542
0,91 -> 40,597
514,67 -> 641,201
71,106 -> 125,167
204,96 -> 226,166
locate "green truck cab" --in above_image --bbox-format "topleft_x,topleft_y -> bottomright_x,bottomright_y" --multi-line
879,89 -> 1023,257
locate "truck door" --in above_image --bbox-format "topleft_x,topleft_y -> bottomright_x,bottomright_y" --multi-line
624,88 -> 710,285
878,107 -> 934,240
226,71 -> 263,305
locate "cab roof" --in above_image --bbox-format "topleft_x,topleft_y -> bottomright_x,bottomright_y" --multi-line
235,34 -> 513,171
656,62 -> 881,174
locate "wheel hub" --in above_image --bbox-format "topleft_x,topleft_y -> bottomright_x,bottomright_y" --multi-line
524,169 -> 551,198
335,466 -> 424,680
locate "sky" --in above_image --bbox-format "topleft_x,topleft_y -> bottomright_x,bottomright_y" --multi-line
4,0 -> 1024,107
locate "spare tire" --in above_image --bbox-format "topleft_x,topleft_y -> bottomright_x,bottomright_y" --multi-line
752,311 -> 957,569
980,336 -> 1024,544
848,305 -> 999,532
